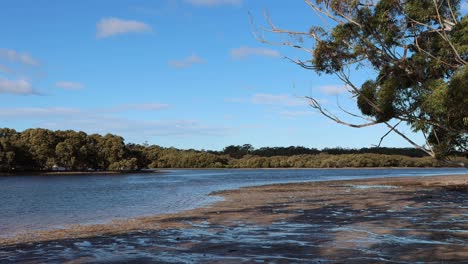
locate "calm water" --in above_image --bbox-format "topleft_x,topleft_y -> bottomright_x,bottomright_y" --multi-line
0,168 -> 466,238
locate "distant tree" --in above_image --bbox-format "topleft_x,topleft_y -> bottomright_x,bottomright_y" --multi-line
223,145 -> 243,158
55,141 -> 74,170
98,134 -> 127,170
55,130 -> 89,170
19,128 -> 58,170
85,134 -> 104,169
0,128 -> 18,172
256,0 -> 467,161
1,127 -> 465,172
109,158 -> 138,171
127,143 -> 151,169
223,144 -> 255,158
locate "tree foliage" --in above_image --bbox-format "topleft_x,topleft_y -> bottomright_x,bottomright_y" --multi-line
0,128 -> 465,173
256,0 -> 467,160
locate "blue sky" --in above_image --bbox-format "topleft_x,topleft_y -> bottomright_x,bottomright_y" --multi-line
0,0 -> 442,150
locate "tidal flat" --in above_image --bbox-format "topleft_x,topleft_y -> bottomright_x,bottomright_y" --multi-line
1,174 -> 467,263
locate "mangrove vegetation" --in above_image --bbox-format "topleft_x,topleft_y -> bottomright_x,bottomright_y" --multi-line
0,128 -> 466,173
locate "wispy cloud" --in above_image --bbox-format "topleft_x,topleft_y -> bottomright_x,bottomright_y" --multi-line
319,85 -> 347,96
126,103 -> 170,111
227,93 -> 307,107
55,81 -> 84,90
230,46 -> 280,59
168,54 -> 205,68
0,49 -> 43,94
279,110 -> 314,118
0,106 -> 229,138
251,93 -> 306,106
0,103 -> 170,118
186,0 -> 242,7
45,117 -> 229,138
108,103 -> 170,112
0,49 -> 40,67
0,78 -> 39,95
227,93 -> 311,120
0,107 -> 81,117
224,97 -> 245,103
0,64 -> 12,74
96,17 -> 152,39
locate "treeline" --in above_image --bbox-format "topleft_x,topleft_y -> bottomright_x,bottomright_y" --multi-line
214,144 -> 429,158
0,128 -> 465,172
0,128 -> 142,172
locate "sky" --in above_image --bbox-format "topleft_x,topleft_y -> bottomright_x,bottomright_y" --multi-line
1,0 -> 455,150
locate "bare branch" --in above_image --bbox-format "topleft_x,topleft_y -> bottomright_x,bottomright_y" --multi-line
373,121 -> 402,147
404,8 -> 466,66
383,121 -> 435,157
304,0 -> 363,28
414,36 -> 460,68
254,0 -> 466,158
431,0 -> 467,65
336,97 -> 373,121
306,96 -> 380,128
447,0 -> 459,24
335,70 -> 383,114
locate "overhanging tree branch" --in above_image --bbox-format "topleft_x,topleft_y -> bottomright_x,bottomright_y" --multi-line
254,0 -> 467,161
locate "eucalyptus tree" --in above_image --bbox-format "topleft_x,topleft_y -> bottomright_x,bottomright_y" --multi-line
19,128 -> 59,169
98,134 -> 127,169
0,128 -> 18,171
256,0 -> 467,161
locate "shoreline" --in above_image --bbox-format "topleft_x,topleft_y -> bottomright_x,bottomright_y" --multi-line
1,166 -> 465,176
158,167 -> 468,172
0,169 -> 162,176
1,174 -> 466,247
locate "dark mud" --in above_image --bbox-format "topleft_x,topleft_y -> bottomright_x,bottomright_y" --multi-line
0,175 -> 467,263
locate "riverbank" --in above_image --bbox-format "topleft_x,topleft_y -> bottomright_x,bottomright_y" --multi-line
1,173 -> 467,263
1,166 -> 465,176
0,169 -> 160,176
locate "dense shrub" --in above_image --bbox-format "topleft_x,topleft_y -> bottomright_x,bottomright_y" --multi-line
0,128 -> 465,172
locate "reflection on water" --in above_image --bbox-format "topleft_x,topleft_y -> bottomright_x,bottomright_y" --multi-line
0,168 -> 465,237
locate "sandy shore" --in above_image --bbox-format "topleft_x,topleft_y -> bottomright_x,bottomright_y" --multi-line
1,174 -> 467,263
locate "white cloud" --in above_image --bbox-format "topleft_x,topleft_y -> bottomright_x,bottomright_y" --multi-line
96,17 -> 152,39
319,85 -> 347,96
186,0 -> 241,7
0,78 -> 38,95
55,81 -> 84,90
0,50 -> 42,94
0,49 -> 40,67
251,93 -> 306,107
168,54 -> 205,68
230,46 -> 280,59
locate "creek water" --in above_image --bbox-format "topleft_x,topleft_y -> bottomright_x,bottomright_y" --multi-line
0,168 -> 466,238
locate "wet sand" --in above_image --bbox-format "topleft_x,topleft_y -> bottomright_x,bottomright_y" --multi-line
1,174 -> 467,263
